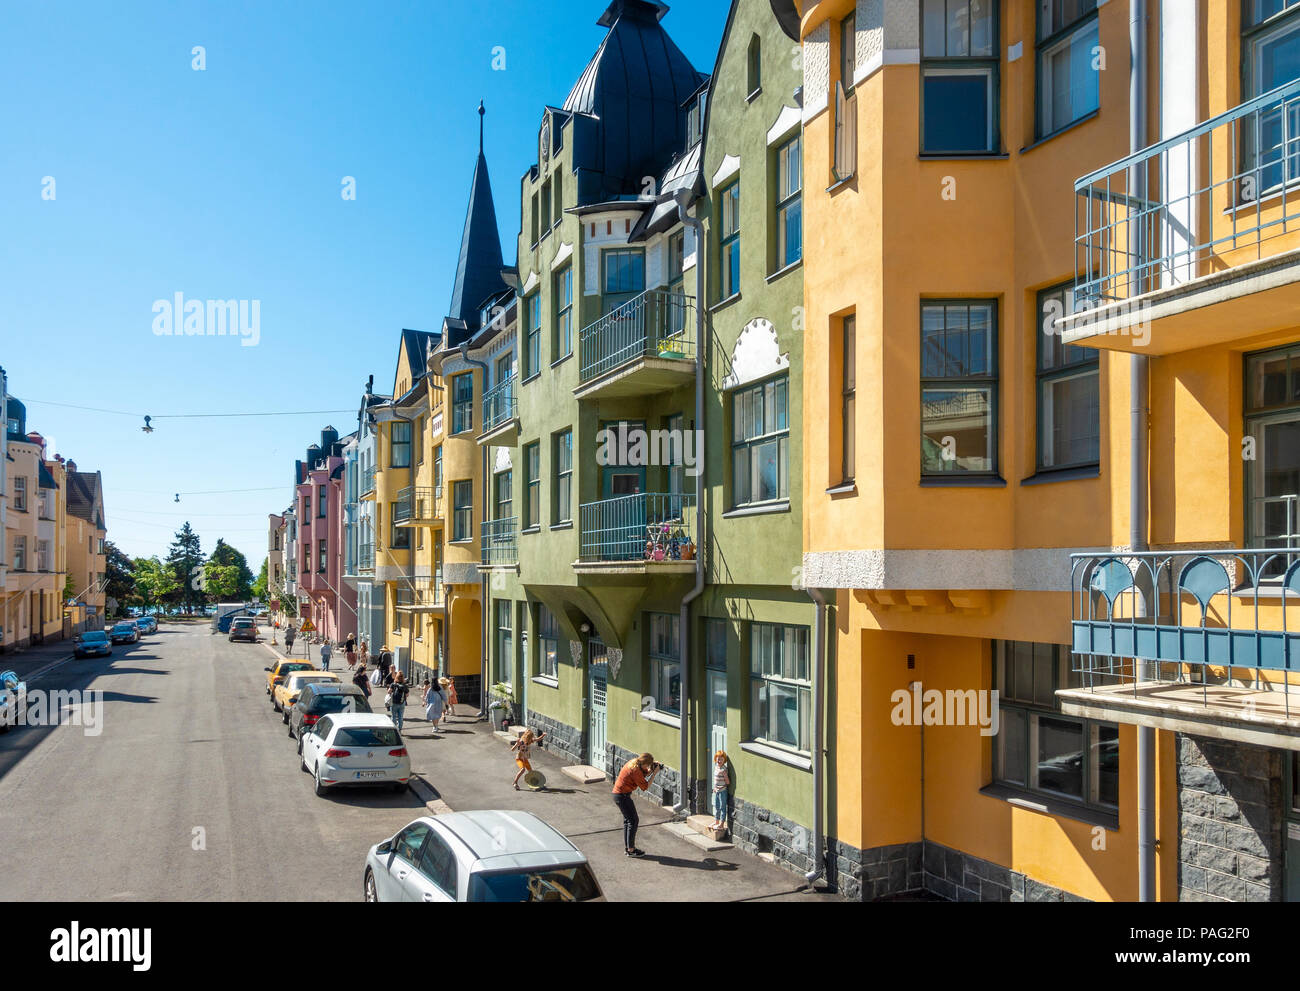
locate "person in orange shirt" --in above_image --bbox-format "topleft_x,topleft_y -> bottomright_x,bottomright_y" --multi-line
612,753 -> 661,857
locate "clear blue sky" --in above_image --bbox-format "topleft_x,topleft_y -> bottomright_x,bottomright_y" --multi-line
0,0 -> 729,569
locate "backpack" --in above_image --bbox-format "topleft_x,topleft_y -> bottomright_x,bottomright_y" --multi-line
391,684 -> 409,706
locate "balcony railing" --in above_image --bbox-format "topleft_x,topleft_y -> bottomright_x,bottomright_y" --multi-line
578,493 -> 696,563
394,486 -> 437,524
395,574 -> 444,609
361,465 -> 376,495
481,378 -> 517,434
1075,77 -> 1300,305
356,542 -> 374,571
481,517 -> 518,567
579,289 -> 695,382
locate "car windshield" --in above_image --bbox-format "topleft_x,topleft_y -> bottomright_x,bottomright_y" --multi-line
468,865 -> 600,903
112,625 -> 133,632
312,695 -> 368,714
333,726 -> 400,747
279,664 -> 311,675
233,618 -> 253,626
82,632 -> 109,642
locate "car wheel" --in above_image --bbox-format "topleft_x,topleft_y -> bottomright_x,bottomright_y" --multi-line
286,719 -> 294,737
272,696 -> 280,712
364,868 -> 378,902
281,708 -> 289,725
314,764 -> 326,797
296,734 -> 303,756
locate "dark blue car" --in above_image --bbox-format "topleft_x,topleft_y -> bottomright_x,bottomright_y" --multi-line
73,630 -> 113,658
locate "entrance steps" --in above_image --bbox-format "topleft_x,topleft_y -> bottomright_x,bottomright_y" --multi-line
560,765 -> 606,784
663,816 -> 733,852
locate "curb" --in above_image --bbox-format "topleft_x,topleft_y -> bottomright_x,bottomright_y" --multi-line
409,773 -> 453,816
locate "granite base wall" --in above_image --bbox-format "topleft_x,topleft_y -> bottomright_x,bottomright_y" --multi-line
524,710 -> 586,767
610,743 -> 682,808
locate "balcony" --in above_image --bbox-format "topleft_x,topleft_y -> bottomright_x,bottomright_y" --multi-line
576,289 -> 696,401
1064,549 -> 1300,750
1062,79 -> 1300,355
355,542 -> 374,573
394,486 -> 442,527
481,518 -> 518,568
576,493 -> 696,573
394,573 -> 445,613
479,377 -> 519,445
359,465 -> 377,500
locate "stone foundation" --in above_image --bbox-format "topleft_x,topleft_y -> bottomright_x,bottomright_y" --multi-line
450,673 -> 482,710
610,744 -> 681,807
524,710 -> 586,767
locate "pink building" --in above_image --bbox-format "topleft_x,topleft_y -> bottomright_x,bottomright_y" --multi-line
294,426 -> 356,644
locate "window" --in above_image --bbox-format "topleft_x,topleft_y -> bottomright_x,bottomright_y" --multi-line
706,618 -> 727,670
390,502 -> 410,549
775,136 -> 802,268
840,10 -> 856,89
318,538 -> 327,572
453,481 -> 473,541
525,295 -> 541,377
1243,0 -> 1300,192
318,483 -> 327,517
452,373 -> 473,434
390,421 -> 411,469
434,446 -> 443,496
553,172 -> 563,225
1245,343 -> 1300,554
994,640 -> 1119,809
540,181 -> 552,239
747,34 -> 762,96
1036,0 -> 1099,137
841,314 -> 856,483
920,301 -> 998,476
538,605 -> 560,680
686,91 -> 707,147
719,182 -> 741,298
731,376 -> 789,507
525,442 -> 540,528
303,542 -> 311,573
393,822 -> 430,867
496,599 -> 513,686
530,191 -> 539,246
303,491 -> 311,518
553,266 -> 573,359
417,831 -> 458,897
602,249 -> 645,298
921,0 -> 1000,154
667,412 -> 693,498
749,623 -> 810,753
553,429 -> 573,523
416,416 -> 425,463
667,232 -> 687,335
13,476 -> 25,512
13,536 -> 26,571
494,470 -> 513,522
649,614 -> 682,715
1037,284 -> 1099,470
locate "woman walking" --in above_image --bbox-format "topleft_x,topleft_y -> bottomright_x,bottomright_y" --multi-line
352,662 -> 372,700
423,678 -> 446,734
345,633 -> 357,669
388,672 -> 409,730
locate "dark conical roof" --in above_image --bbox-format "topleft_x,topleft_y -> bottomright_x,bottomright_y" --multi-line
447,104 -> 506,335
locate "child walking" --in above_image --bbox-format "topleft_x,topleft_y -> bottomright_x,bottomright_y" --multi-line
709,750 -> 730,831
441,676 -> 458,719
510,729 -> 546,790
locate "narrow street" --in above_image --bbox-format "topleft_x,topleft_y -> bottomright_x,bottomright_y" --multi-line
0,621 -> 828,902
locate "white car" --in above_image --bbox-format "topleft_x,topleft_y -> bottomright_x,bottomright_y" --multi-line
363,810 -> 605,903
299,713 -> 410,796
0,670 -> 28,733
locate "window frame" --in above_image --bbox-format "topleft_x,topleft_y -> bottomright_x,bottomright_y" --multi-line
389,501 -> 410,550
1036,283 -> 1100,472
747,34 -> 762,97
920,298 -> 1000,478
1244,341 -> 1300,551
553,429 -> 573,524
496,599 -> 513,688
775,135 -> 802,269
919,0 -> 1002,155
747,622 -> 811,754
718,180 -> 741,299
730,374 -> 790,509
318,483 -> 327,517
452,480 -> 473,542
841,313 -> 856,484
840,10 -> 857,91
524,442 -> 541,529
553,264 -> 573,359
538,604 -> 560,680
452,373 -> 474,435
525,294 -> 542,378
648,613 -> 682,716
1035,0 -> 1101,139
390,420 -> 412,469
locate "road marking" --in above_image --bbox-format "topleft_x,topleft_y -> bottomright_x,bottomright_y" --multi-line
16,652 -> 76,685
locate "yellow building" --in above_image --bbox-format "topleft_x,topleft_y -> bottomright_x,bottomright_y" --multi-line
64,463 -> 107,632
798,0 -> 1299,901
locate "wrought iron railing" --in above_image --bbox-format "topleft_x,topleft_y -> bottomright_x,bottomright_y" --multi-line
361,465 -> 376,495
579,289 -> 696,382
1075,78 -> 1300,305
481,377 -> 517,433
481,517 -> 518,566
578,492 -> 696,563
357,542 -> 374,571
395,486 -> 437,523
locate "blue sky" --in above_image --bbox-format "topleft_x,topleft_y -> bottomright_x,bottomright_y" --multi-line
0,0 -> 729,568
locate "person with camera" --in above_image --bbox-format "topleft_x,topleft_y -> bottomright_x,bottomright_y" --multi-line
612,753 -> 661,858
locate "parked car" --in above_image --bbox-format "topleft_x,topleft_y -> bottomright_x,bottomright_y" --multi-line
265,660 -> 314,695
109,622 -> 139,645
0,671 -> 27,733
73,630 -> 113,659
274,670 -> 340,717
363,811 -> 604,903
300,713 -> 410,796
289,682 -> 372,744
135,616 -> 158,634
229,617 -> 259,643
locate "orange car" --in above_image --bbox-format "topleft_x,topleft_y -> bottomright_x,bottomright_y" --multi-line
265,660 -> 315,697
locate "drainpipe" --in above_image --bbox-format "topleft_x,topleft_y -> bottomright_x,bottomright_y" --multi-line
460,341 -> 492,717
673,191 -> 706,816
390,405 -> 420,681
803,587 -> 828,885
1129,0 -> 1156,904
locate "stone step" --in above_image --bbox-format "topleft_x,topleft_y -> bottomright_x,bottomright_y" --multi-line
686,813 -> 730,842
663,820 -> 733,852
560,764 -> 606,784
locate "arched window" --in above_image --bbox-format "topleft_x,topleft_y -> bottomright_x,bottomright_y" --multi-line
747,34 -> 761,97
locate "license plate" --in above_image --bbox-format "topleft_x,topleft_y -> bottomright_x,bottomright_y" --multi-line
356,771 -> 386,780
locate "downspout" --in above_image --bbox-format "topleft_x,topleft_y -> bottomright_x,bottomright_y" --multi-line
803,587 -> 828,885
1129,0 -> 1156,904
460,341 -> 492,717
390,404 -> 420,681
673,191 -> 706,816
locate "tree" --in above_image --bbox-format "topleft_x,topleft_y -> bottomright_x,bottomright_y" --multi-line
133,556 -> 179,610
165,522 -> 204,614
209,538 -> 254,600
203,562 -> 240,601
103,541 -> 135,607
252,558 -> 269,602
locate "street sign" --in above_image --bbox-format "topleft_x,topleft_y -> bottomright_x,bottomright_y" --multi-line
299,618 -> 316,632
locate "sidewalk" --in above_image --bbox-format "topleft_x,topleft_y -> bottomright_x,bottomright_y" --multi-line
394,707 -> 835,903
0,637 -> 78,683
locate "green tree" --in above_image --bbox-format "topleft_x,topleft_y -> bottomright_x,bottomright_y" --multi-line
209,538 -> 254,600
252,558 -> 269,601
203,562 -> 240,601
103,541 -> 135,608
133,556 -> 179,610
165,522 -> 204,614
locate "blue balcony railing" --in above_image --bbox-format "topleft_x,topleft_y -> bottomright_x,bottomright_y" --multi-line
578,492 -> 696,563
481,517 -> 518,566
1075,77 -> 1300,305
361,465 -> 376,495
579,289 -> 695,382
481,377 -> 517,433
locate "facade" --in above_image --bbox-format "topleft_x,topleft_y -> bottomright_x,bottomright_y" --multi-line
266,511 -> 285,622
64,464 -> 106,631
292,426 -> 356,643
344,384 -> 388,657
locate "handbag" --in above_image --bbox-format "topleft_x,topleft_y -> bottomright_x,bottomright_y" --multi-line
369,668 -> 382,686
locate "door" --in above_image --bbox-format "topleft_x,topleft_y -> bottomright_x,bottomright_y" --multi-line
587,639 -> 609,773
707,669 -> 727,759
385,821 -> 431,903
405,827 -> 458,903
601,422 -> 646,560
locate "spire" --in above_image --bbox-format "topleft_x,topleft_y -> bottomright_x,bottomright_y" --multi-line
446,104 -> 506,331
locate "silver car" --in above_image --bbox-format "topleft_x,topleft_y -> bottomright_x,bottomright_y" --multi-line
299,713 -> 410,796
363,810 -> 605,902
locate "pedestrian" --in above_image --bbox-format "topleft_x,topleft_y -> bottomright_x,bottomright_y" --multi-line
377,647 -> 393,685
510,728 -> 546,790
441,676 -> 458,719
388,672 -> 409,731
708,750 -> 731,831
352,662 -> 372,699
319,640 -> 333,671
284,624 -> 297,656
360,638 -> 370,668
612,753 -> 661,858
423,678 -> 446,734
345,633 -> 357,669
